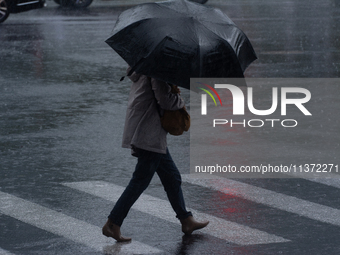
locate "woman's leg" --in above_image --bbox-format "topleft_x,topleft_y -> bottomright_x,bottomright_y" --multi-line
156,148 -> 209,235
108,149 -> 162,226
156,148 -> 192,220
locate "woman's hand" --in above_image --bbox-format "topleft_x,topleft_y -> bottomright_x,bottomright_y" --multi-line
170,85 -> 181,94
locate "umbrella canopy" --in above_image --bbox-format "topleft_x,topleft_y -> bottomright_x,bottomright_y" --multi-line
106,0 -> 257,89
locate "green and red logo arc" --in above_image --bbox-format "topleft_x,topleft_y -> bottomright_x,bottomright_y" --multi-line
197,82 -> 223,106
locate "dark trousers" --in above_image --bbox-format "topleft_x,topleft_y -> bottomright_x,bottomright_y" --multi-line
109,148 -> 192,226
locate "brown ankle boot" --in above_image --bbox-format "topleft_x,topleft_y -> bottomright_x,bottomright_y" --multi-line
102,218 -> 132,242
180,216 -> 209,235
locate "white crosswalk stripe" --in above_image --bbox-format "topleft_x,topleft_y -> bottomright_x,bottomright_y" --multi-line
0,247 -> 15,255
291,175 -> 340,189
63,181 -> 289,245
182,174 -> 340,227
282,170 -> 340,188
0,191 -> 162,255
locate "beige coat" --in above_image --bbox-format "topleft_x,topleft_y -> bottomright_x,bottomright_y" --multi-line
122,71 -> 185,154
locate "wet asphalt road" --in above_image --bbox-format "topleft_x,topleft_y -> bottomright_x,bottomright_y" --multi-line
1,0 -> 340,254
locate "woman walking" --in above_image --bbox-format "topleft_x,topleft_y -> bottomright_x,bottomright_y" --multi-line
102,68 -> 209,242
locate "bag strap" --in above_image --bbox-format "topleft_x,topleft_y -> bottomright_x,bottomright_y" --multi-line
148,77 -> 184,116
148,77 -> 162,117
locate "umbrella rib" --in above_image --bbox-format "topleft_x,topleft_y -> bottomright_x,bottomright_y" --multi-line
196,19 -> 254,61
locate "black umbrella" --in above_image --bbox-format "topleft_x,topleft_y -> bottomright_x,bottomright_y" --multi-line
106,0 -> 257,89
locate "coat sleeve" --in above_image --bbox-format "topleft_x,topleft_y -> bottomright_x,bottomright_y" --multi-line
151,78 -> 185,111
